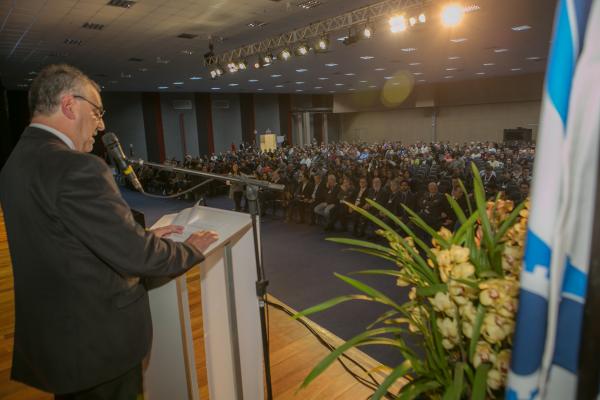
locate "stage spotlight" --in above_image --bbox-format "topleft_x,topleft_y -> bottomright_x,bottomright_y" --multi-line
254,59 -> 261,69
441,4 -> 464,27
210,66 -> 224,79
418,12 -> 426,23
315,36 -> 329,51
389,15 -> 407,33
226,62 -> 238,73
279,48 -> 292,60
296,43 -> 310,56
238,60 -> 248,70
362,25 -> 372,39
262,53 -> 273,64
409,16 -> 417,26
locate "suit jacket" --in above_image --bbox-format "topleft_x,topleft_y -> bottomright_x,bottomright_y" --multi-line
0,127 -> 204,394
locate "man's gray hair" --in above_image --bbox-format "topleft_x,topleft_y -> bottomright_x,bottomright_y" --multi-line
28,64 -> 99,116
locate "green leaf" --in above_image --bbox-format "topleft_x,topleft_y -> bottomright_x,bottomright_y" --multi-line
361,199 -> 437,261
346,248 -> 399,264
367,309 -> 400,329
326,237 -> 396,256
416,284 -> 448,297
471,363 -> 492,400
299,327 -> 404,389
398,380 -> 442,400
458,179 -> 474,216
443,362 -> 464,400
371,360 -> 413,400
294,294 -> 372,319
445,194 -> 468,224
351,269 -> 405,278
452,210 -> 480,246
453,278 -> 480,290
494,200 -> 526,244
344,200 -> 402,240
403,205 -> 451,249
468,305 -> 486,361
335,273 -> 404,311
470,163 -> 495,255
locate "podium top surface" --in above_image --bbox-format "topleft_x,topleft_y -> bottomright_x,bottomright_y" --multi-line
151,206 -> 253,256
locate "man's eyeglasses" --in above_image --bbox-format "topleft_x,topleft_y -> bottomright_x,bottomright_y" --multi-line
73,95 -> 106,119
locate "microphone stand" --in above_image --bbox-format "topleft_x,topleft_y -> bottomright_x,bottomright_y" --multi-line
130,159 -> 276,400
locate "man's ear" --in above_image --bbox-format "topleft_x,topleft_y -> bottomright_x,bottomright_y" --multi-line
60,95 -> 77,120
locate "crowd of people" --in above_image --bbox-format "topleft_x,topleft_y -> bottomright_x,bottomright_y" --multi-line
132,140 -> 534,237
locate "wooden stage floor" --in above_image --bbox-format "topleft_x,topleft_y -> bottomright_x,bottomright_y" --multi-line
0,212 -> 387,399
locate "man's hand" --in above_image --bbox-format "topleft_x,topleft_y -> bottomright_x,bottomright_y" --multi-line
185,231 -> 219,253
151,224 -> 184,238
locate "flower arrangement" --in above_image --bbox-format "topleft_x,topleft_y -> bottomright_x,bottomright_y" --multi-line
295,165 -> 528,399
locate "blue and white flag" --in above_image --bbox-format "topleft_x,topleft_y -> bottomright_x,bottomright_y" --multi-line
507,0 -> 598,399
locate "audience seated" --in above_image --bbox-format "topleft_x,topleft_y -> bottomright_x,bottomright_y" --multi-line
130,139 -> 535,237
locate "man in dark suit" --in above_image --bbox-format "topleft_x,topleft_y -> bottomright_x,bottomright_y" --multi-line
0,64 -> 218,399
287,172 -> 313,223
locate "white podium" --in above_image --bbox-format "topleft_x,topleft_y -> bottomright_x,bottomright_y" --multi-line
143,205 -> 265,400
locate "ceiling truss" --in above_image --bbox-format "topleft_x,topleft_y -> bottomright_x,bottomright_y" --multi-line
204,0 -> 430,66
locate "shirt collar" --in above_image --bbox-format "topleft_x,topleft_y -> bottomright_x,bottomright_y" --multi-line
30,123 -> 75,150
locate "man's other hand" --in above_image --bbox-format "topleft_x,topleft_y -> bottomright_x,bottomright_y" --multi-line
185,231 -> 219,253
151,224 -> 184,238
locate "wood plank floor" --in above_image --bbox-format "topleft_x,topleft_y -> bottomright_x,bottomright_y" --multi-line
0,210 -> 390,399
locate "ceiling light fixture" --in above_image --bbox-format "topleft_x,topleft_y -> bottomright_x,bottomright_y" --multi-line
296,68 -> 308,72
296,43 -> 310,56
226,62 -> 239,73
325,63 -> 338,67
279,49 -> 292,60
361,25 -> 373,39
494,48 -> 509,53
441,4 -> 464,27
512,25 -> 532,31
401,47 -> 417,52
360,56 -> 375,60
409,62 -> 421,66
418,12 -> 426,23
173,81 -> 184,85
238,60 -> 248,70
248,79 -> 259,82
190,76 -> 202,80
315,36 -> 329,51
448,56 -> 460,60
389,15 -> 407,33
450,37 -> 468,43
158,86 -> 168,89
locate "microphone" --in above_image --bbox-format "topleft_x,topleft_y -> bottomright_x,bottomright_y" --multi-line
102,132 -> 143,192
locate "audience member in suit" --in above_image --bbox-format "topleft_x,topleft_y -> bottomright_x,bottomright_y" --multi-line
355,177 -> 389,237
396,179 -> 417,223
0,64 -> 218,400
418,181 -> 446,231
307,174 -> 327,224
313,174 -> 340,226
350,176 -> 370,236
325,177 -> 355,231
259,169 -> 287,216
287,172 -> 313,223
443,185 -> 470,229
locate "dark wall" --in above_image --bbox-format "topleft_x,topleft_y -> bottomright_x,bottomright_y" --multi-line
194,93 -> 214,155
1,89 -> 29,168
239,93 -> 255,145
141,92 -> 166,162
